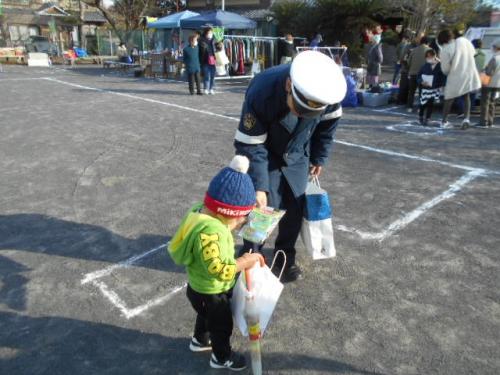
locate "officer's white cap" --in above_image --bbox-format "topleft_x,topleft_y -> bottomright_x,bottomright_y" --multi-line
290,50 -> 347,108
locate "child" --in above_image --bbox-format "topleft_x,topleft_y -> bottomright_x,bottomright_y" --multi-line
215,42 -> 229,76
417,49 -> 446,125
183,35 -> 202,95
168,155 -> 263,371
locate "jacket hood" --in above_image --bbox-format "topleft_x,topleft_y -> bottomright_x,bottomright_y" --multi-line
168,208 -> 222,266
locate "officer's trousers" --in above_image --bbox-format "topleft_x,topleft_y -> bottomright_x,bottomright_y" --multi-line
242,174 -> 303,268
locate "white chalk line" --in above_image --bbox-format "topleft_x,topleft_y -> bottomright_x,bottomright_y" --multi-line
43,77 -> 498,242
42,77 -> 499,175
335,169 -> 486,241
92,279 -> 186,319
81,243 -> 167,284
370,106 -> 414,117
386,122 -> 445,136
42,77 -> 238,122
81,243 -> 188,319
334,139 -> 495,173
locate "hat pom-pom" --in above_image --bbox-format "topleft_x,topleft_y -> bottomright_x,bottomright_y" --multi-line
229,155 -> 250,174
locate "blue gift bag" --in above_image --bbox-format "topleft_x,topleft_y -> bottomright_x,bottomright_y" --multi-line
301,177 -> 336,259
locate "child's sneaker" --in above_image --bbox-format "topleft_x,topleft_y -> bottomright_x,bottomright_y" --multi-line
210,352 -> 247,371
461,119 -> 470,130
209,89 -> 215,95
204,89 -> 209,95
441,120 -> 452,129
189,336 -> 211,352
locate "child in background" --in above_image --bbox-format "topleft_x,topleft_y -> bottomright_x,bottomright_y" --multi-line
183,35 -> 202,95
215,42 -> 229,76
417,49 -> 446,125
168,155 -> 263,371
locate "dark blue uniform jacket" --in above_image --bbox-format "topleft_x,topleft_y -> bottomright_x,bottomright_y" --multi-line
234,64 -> 342,199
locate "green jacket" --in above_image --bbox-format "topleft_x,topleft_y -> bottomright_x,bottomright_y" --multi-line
168,204 -> 237,294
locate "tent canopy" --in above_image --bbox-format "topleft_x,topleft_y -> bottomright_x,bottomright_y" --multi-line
180,10 -> 257,30
147,10 -> 200,29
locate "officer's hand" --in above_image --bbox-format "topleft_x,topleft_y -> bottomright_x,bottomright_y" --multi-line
310,165 -> 322,177
255,191 -> 267,208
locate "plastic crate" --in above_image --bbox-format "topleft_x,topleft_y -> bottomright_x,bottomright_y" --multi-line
362,92 -> 391,107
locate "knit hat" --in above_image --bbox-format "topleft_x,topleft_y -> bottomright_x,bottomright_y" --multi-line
204,155 -> 256,218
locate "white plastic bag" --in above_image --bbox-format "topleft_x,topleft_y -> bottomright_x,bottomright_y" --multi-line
251,60 -> 261,75
301,177 -> 336,260
232,252 -> 285,336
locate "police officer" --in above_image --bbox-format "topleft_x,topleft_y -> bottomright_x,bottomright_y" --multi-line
234,51 -> 347,282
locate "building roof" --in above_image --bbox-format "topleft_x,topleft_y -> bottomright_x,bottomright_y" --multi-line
37,3 -> 70,17
82,11 -> 107,23
3,5 -> 106,26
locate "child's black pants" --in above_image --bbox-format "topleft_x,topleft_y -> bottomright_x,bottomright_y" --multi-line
419,98 -> 435,119
187,284 -> 233,361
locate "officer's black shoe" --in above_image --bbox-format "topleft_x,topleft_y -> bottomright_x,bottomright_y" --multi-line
274,264 -> 303,283
197,91 -> 203,95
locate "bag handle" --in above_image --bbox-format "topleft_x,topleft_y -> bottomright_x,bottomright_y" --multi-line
271,250 -> 287,281
309,175 -> 321,188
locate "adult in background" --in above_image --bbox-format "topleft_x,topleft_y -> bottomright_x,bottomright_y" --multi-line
366,33 -> 383,87
477,38 -> 500,128
469,38 -> 486,108
398,31 -> 416,104
407,36 -> 430,112
117,43 -> 129,63
393,33 -> 410,84
473,39 -> 486,73
199,27 -> 217,95
183,35 -> 202,96
234,51 -> 346,282
310,33 -> 323,48
438,29 -> 481,129
279,33 -> 296,64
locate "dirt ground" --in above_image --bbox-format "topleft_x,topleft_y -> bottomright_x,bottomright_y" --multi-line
1,65 -> 499,375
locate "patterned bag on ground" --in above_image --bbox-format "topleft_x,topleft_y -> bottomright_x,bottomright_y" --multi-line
301,177 -> 336,260
231,252 -> 285,336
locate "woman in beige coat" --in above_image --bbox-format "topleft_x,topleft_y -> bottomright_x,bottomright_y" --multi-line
438,30 -> 481,129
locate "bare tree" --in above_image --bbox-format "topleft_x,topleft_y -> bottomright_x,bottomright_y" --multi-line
389,0 -> 476,35
80,0 -> 122,40
0,14 -> 12,47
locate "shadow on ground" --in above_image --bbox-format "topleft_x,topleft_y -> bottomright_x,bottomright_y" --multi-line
0,256 -> 30,312
0,214 -> 178,274
0,310 -> 382,375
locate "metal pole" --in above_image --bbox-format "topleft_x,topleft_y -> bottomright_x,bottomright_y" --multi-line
141,29 -> 145,63
222,0 -> 225,11
109,30 -> 113,55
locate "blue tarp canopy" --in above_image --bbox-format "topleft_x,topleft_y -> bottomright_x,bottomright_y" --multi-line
147,10 -> 200,29
180,10 -> 257,30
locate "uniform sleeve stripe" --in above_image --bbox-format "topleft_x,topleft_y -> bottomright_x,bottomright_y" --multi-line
321,107 -> 342,121
234,130 -> 267,144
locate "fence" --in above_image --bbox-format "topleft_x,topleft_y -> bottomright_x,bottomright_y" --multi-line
95,29 -> 155,56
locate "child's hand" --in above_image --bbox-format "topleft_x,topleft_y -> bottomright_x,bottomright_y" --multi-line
236,253 -> 265,271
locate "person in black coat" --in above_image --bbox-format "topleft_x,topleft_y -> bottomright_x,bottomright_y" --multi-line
279,33 -> 296,64
183,35 -> 202,95
198,27 -> 217,95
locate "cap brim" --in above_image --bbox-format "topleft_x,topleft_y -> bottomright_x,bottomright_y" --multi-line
291,84 -> 327,113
